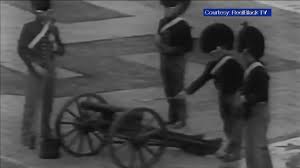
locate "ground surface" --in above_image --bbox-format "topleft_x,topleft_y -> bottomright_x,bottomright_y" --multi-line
1,0 -> 300,168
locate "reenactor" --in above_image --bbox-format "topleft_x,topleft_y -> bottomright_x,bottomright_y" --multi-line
18,0 -> 64,149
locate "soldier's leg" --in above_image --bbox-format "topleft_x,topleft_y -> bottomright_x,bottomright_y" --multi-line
172,57 -> 187,124
219,95 -> 244,161
226,115 -> 243,158
21,73 -> 42,147
218,95 -> 232,141
167,56 -> 186,125
165,74 -> 179,123
160,55 -> 187,125
160,55 -> 177,123
226,95 -> 244,158
245,104 -> 273,168
217,95 -> 240,161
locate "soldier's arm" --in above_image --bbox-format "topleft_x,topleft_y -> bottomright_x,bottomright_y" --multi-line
241,69 -> 269,106
155,34 -> 185,55
18,24 -> 41,75
53,26 -> 65,56
185,61 -> 215,94
158,41 -> 185,55
160,21 -> 192,55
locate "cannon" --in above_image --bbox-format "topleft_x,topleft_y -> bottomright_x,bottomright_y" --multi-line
55,93 -> 222,168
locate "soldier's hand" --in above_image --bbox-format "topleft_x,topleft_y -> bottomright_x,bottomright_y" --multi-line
52,43 -> 58,51
175,90 -> 188,99
28,66 -> 42,78
41,41 -> 53,50
31,63 -> 48,77
39,37 -> 53,51
209,46 -> 232,58
232,94 -> 246,118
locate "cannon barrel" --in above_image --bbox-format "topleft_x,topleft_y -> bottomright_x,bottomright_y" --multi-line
163,131 -> 222,155
80,101 -> 128,114
147,130 -> 222,155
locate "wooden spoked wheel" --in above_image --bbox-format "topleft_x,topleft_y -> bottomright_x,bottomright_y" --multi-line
109,108 -> 167,168
55,93 -> 108,156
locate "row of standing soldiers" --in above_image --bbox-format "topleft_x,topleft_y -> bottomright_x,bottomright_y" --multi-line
156,1 -> 273,168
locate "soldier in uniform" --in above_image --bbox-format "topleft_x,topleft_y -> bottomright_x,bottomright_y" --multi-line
155,0 -> 193,129
235,24 -> 273,168
177,23 -> 244,161
18,0 -> 64,149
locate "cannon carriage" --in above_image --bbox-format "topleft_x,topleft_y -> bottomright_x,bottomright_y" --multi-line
55,93 -> 222,168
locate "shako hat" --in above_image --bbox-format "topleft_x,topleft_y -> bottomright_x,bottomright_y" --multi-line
31,0 -> 52,12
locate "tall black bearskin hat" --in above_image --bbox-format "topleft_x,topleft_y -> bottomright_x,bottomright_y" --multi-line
199,23 -> 234,53
160,0 -> 191,8
31,0 -> 52,12
237,24 -> 265,60
160,0 -> 180,7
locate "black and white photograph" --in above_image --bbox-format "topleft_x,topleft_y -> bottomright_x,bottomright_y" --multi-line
0,0 -> 299,168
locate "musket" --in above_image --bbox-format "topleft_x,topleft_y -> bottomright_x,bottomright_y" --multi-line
40,18 -> 56,140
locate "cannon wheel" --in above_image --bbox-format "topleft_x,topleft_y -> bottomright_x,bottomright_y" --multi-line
109,108 -> 167,168
55,93 -> 107,156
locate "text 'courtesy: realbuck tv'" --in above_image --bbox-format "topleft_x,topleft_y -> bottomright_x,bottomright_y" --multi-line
203,8 -> 272,17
